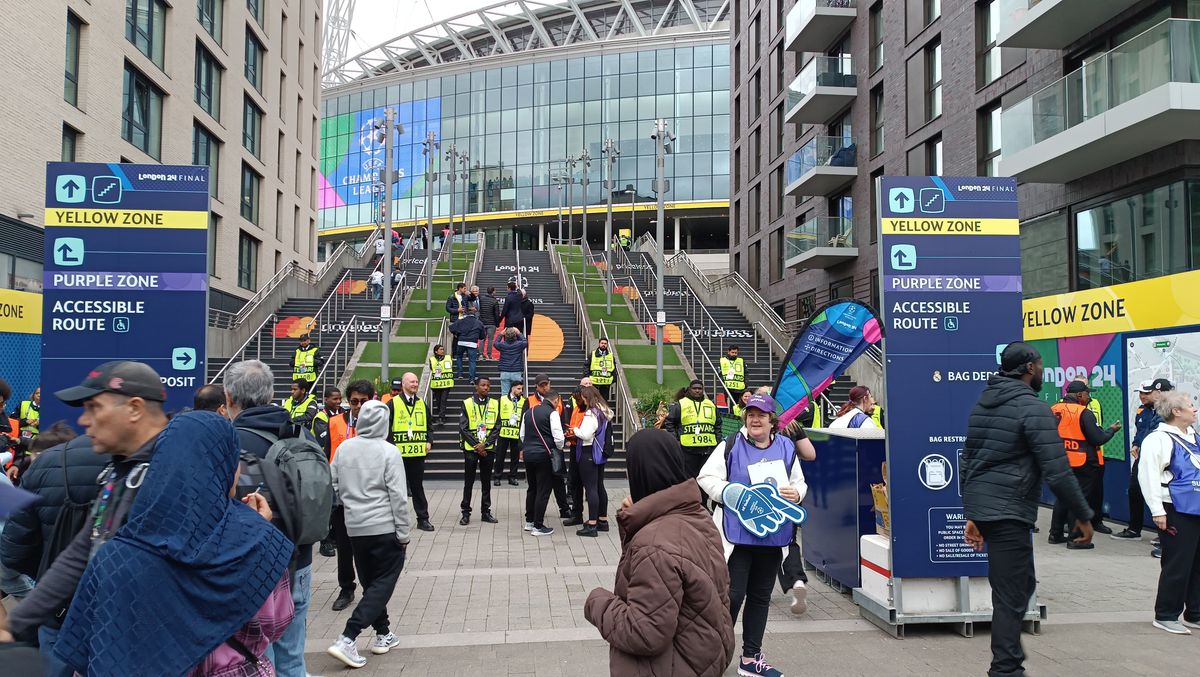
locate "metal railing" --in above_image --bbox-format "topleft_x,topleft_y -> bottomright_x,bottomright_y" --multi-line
209,313 -> 277,383
595,318 -> 642,436
418,316 -> 452,402
312,314 -> 361,394
679,320 -> 738,406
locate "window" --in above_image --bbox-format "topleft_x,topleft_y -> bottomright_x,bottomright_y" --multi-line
238,230 -> 259,291
751,17 -> 761,60
770,227 -> 784,282
198,0 -> 223,43
749,241 -> 761,289
926,136 -> 943,175
65,13 -> 82,105
245,29 -> 264,90
925,41 -> 942,120
208,213 -> 220,275
243,95 -> 263,156
733,43 -> 741,87
193,122 -> 220,198
870,86 -> 885,156
869,270 -> 880,310
979,103 -> 1002,177
978,0 -> 1000,86
752,128 -> 762,176
870,168 -> 883,244
750,184 -> 761,235
869,3 -> 884,73
246,0 -> 263,25
240,162 -> 260,224
126,0 -> 166,69
733,198 -> 742,242
61,125 -> 79,162
122,62 -> 163,158
796,292 -> 816,322
734,148 -> 741,191
751,71 -> 762,120
1075,181 -> 1197,290
734,95 -> 741,141
1021,211 -> 1068,298
771,166 -> 784,220
924,0 -> 940,24
771,103 -> 784,159
195,43 -> 222,119
774,45 -> 784,97
830,277 -> 854,300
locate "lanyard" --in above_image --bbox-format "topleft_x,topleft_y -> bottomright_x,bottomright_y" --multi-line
399,397 -> 418,438
471,399 -> 490,440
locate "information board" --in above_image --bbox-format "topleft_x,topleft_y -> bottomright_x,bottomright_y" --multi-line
878,176 -> 1022,578
42,162 -> 209,426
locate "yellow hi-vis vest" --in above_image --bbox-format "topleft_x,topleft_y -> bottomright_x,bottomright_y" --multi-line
499,396 -> 522,439
293,347 -> 317,381
462,397 -> 499,451
282,394 -> 316,422
18,401 -> 38,435
590,351 -> 616,385
679,398 -> 718,448
720,357 -> 745,393
429,356 -> 454,389
391,396 -> 429,457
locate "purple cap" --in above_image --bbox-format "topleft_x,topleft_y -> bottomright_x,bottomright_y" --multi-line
745,393 -> 777,414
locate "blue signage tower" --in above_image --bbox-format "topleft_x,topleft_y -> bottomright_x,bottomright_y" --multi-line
42,162 -> 209,426
878,176 -> 1023,579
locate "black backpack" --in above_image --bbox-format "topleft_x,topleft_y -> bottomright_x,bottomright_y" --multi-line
37,452 -> 100,579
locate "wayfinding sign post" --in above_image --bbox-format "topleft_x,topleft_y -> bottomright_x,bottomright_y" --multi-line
878,176 -> 1023,578
42,162 -> 209,426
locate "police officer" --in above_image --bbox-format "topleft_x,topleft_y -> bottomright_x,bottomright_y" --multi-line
293,333 -> 321,385
663,379 -> 719,481
282,379 -> 319,428
1048,381 -> 1121,548
494,380 -> 525,487
586,338 -> 617,402
428,344 -> 454,426
720,346 -> 746,396
459,376 -> 500,526
387,372 -> 435,532
15,387 -> 39,438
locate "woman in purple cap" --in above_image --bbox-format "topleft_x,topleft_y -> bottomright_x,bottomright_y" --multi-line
699,392 -> 806,677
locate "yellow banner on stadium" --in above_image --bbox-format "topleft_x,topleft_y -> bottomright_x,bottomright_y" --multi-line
1023,269 -> 1200,340
880,218 -> 1019,236
43,208 -> 208,229
0,288 -> 42,334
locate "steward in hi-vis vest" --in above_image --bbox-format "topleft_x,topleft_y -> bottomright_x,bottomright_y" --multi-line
664,380 -> 719,481
388,372 -> 434,531
720,346 -> 746,394
292,334 -> 320,383
1048,381 -> 1121,544
427,344 -> 454,425
17,388 -> 39,437
457,376 -> 501,525
282,379 -> 319,428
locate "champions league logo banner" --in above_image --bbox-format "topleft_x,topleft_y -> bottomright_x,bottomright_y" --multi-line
721,483 -> 808,537
772,299 -> 883,429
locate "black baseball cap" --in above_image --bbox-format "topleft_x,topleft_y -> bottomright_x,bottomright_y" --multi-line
1066,381 -> 1090,394
533,373 -> 550,385
390,378 -> 403,389
1150,378 -> 1174,392
999,342 -> 1042,376
55,361 -> 167,406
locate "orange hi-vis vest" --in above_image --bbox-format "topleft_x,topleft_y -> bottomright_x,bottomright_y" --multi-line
1051,401 -> 1102,468
329,414 -> 356,461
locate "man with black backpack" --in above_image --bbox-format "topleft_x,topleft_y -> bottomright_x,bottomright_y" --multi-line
0,361 -> 170,675
225,360 -> 332,677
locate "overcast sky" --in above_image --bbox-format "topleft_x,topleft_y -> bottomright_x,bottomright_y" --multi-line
346,0 -> 496,55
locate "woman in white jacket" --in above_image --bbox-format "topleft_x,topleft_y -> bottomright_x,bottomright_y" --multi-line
1138,390 -> 1200,636
572,386 -> 613,537
698,392 -> 806,677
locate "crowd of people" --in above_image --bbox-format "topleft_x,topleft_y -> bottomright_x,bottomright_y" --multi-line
0,333 -> 1196,675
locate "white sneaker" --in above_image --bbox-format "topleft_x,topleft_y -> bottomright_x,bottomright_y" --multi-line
1152,619 -> 1193,635
327,636 -> 367,668
523,521 -> 534,531
1182,618 -> 1200,630
370,632 -> 401,655
531,526 -> 555,536
790,581 -> 808,615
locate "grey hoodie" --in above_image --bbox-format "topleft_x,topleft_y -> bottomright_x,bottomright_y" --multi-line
330,401 -> 411,543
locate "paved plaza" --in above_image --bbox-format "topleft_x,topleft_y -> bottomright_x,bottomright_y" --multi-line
301,482 -> 1198,676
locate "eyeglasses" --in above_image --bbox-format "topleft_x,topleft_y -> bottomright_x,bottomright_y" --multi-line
348,397 -> 370,405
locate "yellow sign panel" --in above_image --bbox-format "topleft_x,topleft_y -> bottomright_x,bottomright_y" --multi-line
1022,269 -> 1200,340
880,218 -> 1019,236
43,209 -> 208,229
0,288 -> 42,334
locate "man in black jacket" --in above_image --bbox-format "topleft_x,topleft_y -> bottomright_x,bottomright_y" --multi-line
450,306 -> 486,383
962,342 -> 1094,677
0,361 -> 169,674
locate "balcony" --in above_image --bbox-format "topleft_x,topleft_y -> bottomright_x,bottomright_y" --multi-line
785,136 -> 858,197
785,0 -> 857,53
997,0 -> 1139,49
1001,19 -> 1200,183
785,56 -> 858,125
786,217 -> 857,270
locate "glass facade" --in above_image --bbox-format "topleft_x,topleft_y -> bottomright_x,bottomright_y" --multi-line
318,43 -> 730,232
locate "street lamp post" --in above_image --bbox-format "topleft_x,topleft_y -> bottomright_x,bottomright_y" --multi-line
601,139 -> 619,314
458,153 -> 469,267
373,109 -> 404,385
445,143 -> 459,284
421,131 -> 439,311
579,148 -> 591,252
651,119 -> 675,386
554,176 -> 564,244
564,155 -> 577,244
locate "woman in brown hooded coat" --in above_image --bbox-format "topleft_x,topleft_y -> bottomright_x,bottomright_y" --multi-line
585,429 -> 735,676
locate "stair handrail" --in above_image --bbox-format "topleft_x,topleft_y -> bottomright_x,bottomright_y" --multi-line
679,319 -> 737,406
209,313 -> 278,384
231,261 -> 309,326
597,318 -> 642,436
312,313 -> 361,394
668,275 -> 723,354
752,320 -> 790,384
301,267 -> 355,339
668,247 -> 799,339
418,316 -> 451,402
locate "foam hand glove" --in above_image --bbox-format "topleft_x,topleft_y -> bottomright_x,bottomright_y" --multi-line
722,482 -> 787,538
752,484 -> 807,526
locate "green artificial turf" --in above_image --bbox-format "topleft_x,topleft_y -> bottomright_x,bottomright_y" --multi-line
623,368 -> 691,399
357,342 -> 429,365
617,344 -> 682,367
592,321 -> 643,341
